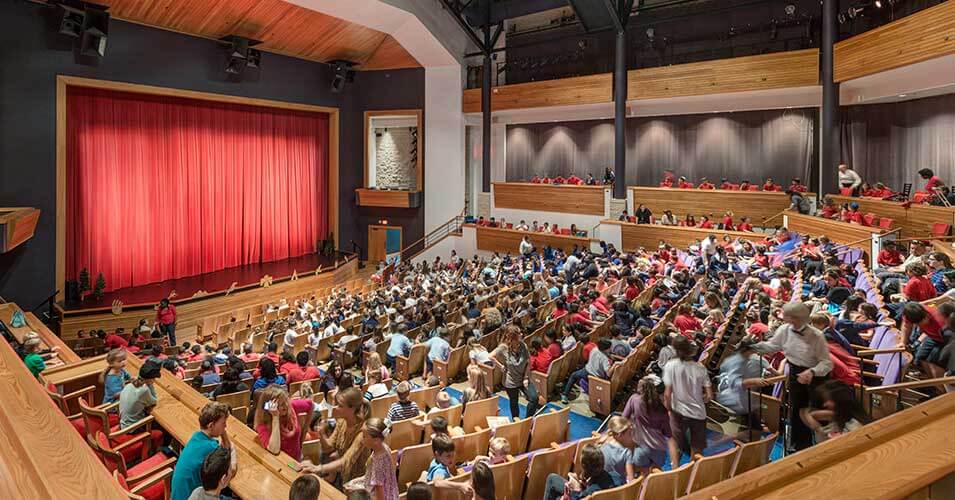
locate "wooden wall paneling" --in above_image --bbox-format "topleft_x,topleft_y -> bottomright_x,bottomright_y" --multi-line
475,226 -> 594,255
0,207 -> 40,253
629,187 -> 810,226
686,393 -> 955,500
355,189 -> 420,208
629,49 -> 819,100
98,0 -> 419,68
57,259 -> 359,339
462,73 -> 612,113
0,340 -> 128,499
602,220 -> 765,252
784,211 -> 883,246
493,182 -> 607,216
829,195 -> 955,238
834,1 -> 955,82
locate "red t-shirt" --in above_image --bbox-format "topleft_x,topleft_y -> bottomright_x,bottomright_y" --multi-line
583,342 -> 596,361
286,365 -> 321,384
747,322 -> 769,340
156,304 -> 177,326
737,223 -> 753,232
828,344 -> 861,386
625,285 -> 640,301
256,398 -> 312,459
790,184 -> 808,193
678,181 -> 694,189
925,176 -> 944,191
567,175 -> 583,185
821,206 -> 839,219
903,276 -> 938,302
660,179 -> 673,188
699,220 -> 714,229
847,211 -> 864,224
673,314 -> 702,335
906,307 -> 946,342
877,249 -> 903,267
530,348 -> 554,373
720,182 -> 734,190
547,342 -> 563,360
530,176 -> 542,184
104,334 -> 129,350
698,183 -> 715,190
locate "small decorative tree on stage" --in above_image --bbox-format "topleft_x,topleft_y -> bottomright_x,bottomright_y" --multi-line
78,268 -> 91,300
93,273 -> 106,301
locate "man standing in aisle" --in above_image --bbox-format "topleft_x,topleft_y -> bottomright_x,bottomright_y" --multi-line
750,302 -> 832,451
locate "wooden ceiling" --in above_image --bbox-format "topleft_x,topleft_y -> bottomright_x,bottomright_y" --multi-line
99,0 -> 421,70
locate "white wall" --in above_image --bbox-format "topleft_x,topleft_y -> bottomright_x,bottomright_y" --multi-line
425,65 -> 465,232
411,225 -> 488,264
489,184 -> 611,237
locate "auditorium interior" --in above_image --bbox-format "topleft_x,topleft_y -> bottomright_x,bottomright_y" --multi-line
4,0 -> 955,498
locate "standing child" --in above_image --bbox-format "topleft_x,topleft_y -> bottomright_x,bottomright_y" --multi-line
358,418 -> 399,500
662,336 -> 712,465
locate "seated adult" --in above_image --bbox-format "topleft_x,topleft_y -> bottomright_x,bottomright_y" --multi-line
286,351 -> 320,384
562,338 -> 616,403
542,444 -> 620,500
171,402 -> 233,500
252,358 -> 286,395
212,367 -> 249,398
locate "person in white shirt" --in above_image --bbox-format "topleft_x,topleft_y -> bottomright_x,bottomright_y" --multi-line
662,336 -> 712,465
751,302 -> 832,451
516,220 -> 529,231
283,323 -> 298,351
838,164 -> 863,195
519,236 -> 533,257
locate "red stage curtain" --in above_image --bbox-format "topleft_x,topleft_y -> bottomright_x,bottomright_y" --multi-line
66,87 -> 328,292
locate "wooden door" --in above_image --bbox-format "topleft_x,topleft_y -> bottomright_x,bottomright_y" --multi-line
368,225 -> 401,263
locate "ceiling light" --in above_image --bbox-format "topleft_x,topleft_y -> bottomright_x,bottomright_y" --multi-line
874,0 -> 882,7
898,94 -> 907,97
785,4 -> 797,15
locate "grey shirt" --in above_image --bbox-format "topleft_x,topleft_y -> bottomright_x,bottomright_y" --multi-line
753,324 -> 833,376
118,382 -> 157,428
587,349 -> 611,379
493,343 -> 530,389
188,488 -> 223,500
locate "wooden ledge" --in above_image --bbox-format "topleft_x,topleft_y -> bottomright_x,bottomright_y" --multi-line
0,207 -> 40,253
355,188 -> 421,208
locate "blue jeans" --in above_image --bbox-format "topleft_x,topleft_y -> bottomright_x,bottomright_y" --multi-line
563,367 -> 589,398
160,323 -> 177,346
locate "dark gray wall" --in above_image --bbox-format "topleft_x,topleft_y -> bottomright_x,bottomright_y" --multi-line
0,1 -> 424,308
842,93 -> 955,192
506,108 -> 818,188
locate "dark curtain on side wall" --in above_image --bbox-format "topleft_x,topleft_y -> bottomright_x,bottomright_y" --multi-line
506,108 -> 816,187
842,93 -> 955,192
66,87 -> 328,292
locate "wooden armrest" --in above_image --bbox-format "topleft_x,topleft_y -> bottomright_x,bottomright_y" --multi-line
550,442 -> 562,450
862,372 -> 884,380
857,347 -> 907,356
126,456 -> 177,484
859,358 -> 879,366
112,431 -> 150,452
110,416 -> 156,438
62,385 -> 97,402
849,344 -> 870,351
128,468 -> 174,496
99,402 -> 121,412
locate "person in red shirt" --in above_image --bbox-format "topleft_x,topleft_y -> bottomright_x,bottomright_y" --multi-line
819,197 -> 839,219
698,215 -> 714,229
736,216 -> 753,232
544,330 -> 563,360
789,178 -> 808,193
156,298 -> 177,345
845,203 -> 865,224
529,338 -> 554,373
541,176 -> 553,184
285,351 -> 320,383
866,182 -> 894,198
624,277 -> 642,301
739,180 -> 752,191
720,212 -> 734,230
698,178 -> 715,190
566,173 -> 584,185
762,178 -> 780,191
919,168 -> 944,192
719,178 -> 734,190
901,302 -> 947,377
672,304 -> 702,338
677,176 -> 693,189
901,262 -> 938,302
551,299 -> 568,320
104,329 -> 129,350
530,175 -> 542,183
553,175 -> 567,185
745,310 -> 770,340
582,339 -> 597,361
660,177 -> 674,188
877,241 -> 904,267
567,303 -> 599,329
264,343 -> 281,365
683,214 -> 697,227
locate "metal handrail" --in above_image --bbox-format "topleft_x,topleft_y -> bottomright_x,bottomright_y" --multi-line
399,208 -> 467,262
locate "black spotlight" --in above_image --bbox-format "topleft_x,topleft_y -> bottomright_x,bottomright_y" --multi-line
57,3 -> 85,38
328,59 -> 356,94
79,4 -> 110,57
218,35 -> 262,78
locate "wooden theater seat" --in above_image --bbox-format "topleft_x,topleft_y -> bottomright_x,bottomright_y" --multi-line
370,393 -> 399,419
489,454 -> 529,500
461,395 -> 499,433
386,417 -> 423,451
524,443 -> 576,500
527,407 -> 570,453
730,432 -> 778,476
396,442 -> 433,492
573,434 -> 600,474
639,462 -> 694,500
425,404 -> 465,434
490,417 -> 533,455
451,427 -> 492,463
686,446 -> 741,494
396,343 -> 427,381
409,385 -> 442,413
433,344 -> 468,387
429,471 -> 473,500
587,476 -> 644,499
530,350 -> 569,401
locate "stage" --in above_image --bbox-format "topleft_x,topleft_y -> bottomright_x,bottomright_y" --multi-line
55,252 -> 361,339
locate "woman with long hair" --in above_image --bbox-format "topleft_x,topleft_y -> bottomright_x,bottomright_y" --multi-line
801,380 -> 869,443
254,385 -> 312,458
300,387 -> 372,484
621,375 -> 674,476
597,416 -> 641,482
491,325 -> 542,420
471,461 -> 495,500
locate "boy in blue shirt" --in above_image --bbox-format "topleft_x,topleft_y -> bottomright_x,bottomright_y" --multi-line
422,434 -> 471,494
423,327 -> 451,380
171,402 -> 234,500
386,324 -> 413,370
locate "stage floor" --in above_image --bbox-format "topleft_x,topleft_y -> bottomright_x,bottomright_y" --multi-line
60,252 -> 349,312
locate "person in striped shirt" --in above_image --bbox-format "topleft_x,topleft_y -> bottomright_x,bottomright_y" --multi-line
387,381 -> 421,421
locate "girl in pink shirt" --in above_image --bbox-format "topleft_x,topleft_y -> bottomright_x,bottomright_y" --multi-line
255,386 -> 313,459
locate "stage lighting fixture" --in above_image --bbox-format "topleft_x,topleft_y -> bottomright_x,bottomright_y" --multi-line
874,0 -> 882,7
645,27 -> 655,41
57,4 -> 85,38
784,4 -> 797,16
328,59 -> 357,94
79,4 -> 110,57
225,59 -> 243,75
246,49 -> 261,68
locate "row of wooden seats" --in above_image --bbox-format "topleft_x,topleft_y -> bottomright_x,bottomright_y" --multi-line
699,282 -> 751,371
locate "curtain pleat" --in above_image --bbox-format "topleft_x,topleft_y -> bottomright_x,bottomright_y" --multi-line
66,87 -> 328,292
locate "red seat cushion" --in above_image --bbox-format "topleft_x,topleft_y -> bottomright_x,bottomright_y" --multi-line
125,452 -> 172,500
70,412 -> 120,437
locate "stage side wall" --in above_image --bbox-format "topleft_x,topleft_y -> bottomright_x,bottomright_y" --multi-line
0,1 -> 424,307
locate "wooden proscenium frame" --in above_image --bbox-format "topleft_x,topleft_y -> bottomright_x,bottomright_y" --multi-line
358,109 -> 423,208
55,75 -> 341,304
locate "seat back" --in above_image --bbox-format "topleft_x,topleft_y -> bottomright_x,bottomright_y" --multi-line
301,439 -> 321,465
451,427 -> 492,464
573,435 -> 601,474
396,442 -> 433,492
686,446 -> 740,494
215,390 -> 251,411
426,403 -> 464,430
462,395 -> 499,433
78,398 -> 112,441
528,407 -> 570,452
492,417 -> 533,455
386,417 -> 423,451
589,476 -> 644,499
430,471 -> 473,500
409,385 -> 442,412
489,454 -> 529,500
89,431 -> 127,475
731,432 -> 778,476
639,462 -> 694,500
370,393 -> 400,420
932,223 -> 951,237
878,217 -> 894,229
524,444 -> 576,500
